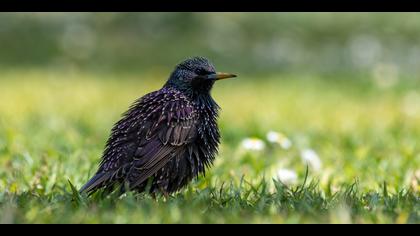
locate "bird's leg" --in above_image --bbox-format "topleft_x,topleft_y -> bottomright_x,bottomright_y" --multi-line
149,185 -> 158,201
163,191 -> 169,200
159,186 -> 170,201
151,192 -> 157,201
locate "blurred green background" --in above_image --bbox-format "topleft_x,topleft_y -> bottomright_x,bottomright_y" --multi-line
1,12 -> 420,77
0,13 -> 419,223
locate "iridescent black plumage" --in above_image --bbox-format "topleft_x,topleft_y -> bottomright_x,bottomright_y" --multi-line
80,57 -> 236,195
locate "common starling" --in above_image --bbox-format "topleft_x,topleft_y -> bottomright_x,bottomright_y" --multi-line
80,57 -> 236,196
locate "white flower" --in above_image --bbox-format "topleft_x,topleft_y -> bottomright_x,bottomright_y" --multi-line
267,131 -> 280,143
300,149 -> 322,172
281,139 -> 292,150
276,168 -> 298,185
241,138 -> 265,151
266,131 -> 292,150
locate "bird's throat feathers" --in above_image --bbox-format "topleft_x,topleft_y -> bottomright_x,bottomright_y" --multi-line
165,77 -> 215,99
172,83 -> 220,115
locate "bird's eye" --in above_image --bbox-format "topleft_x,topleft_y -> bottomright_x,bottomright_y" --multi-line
196,68 -> 209,75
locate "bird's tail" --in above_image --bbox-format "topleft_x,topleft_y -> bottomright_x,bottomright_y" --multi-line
79,172 -> 112,194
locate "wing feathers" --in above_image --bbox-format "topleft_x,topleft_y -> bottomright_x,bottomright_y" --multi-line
81,88 -> 199,193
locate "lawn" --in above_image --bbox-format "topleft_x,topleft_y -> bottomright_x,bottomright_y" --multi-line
0,70 -> 419,223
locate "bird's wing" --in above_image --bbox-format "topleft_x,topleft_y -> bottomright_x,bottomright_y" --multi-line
80,89 -> 198,193
126,116 -> 198,189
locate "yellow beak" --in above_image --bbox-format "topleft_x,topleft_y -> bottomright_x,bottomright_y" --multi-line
207,72 -> 237,81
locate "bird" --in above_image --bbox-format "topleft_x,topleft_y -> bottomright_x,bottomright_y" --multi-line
79,56 -> 236,197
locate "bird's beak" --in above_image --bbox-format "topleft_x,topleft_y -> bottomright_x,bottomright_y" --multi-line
207,72 -> 237,81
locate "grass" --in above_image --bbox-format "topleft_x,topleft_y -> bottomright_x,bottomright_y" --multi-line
0,69 -> 419,223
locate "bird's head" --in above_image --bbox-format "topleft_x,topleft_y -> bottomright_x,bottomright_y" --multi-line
165,56 -> 236,96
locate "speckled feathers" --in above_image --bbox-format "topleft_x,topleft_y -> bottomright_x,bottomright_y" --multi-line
80,57 -> 223,195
